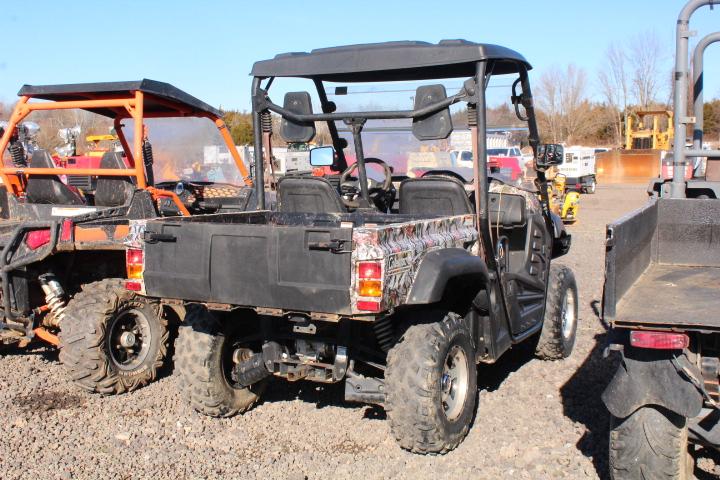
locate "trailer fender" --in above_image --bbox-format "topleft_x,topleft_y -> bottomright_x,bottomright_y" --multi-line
602,347 -> 703,419
406,248 -> 490,305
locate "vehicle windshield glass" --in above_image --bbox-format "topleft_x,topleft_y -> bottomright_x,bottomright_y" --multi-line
1,110 -> 247,186
123,117 -> 246,185
267,71 -> 532,184
487,148 -> 509,156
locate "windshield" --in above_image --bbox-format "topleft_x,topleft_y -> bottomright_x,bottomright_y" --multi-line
1,111 -> 247,186
122,117 -> 246,185
487,148 -> 509,156
267,73 -> 532,184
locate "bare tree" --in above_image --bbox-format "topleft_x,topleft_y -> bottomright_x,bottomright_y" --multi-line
598,43 -> 629,146
536,64 -> 595,143
629,31 -> 665,109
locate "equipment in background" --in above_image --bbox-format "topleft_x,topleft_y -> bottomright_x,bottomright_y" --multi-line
546,173 -> 579,224
625,110 -> 674,151
557,146 -> 596,194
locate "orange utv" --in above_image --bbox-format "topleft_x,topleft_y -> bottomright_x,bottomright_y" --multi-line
0,79 -> 253,394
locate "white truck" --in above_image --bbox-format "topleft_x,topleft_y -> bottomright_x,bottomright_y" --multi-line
556,145 -> 596,194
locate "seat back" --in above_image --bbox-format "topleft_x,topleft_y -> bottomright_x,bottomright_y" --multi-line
277,176 -> 345,213
25,150 -> 85,205
399,177 -> 473,215
94,152 -> 136,207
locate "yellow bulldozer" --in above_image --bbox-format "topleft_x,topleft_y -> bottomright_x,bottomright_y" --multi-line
625,110 -> 674,150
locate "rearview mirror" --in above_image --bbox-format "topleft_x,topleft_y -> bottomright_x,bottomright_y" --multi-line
535,144 -> 564,169
309,146 -> 335,166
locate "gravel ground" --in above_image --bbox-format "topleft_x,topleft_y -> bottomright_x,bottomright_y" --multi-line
0,183 -> 717,480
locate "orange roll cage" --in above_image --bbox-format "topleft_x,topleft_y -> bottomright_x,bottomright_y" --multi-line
0,82 -> 252,208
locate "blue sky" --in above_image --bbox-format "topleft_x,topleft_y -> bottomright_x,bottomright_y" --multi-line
2,0 -> 720,111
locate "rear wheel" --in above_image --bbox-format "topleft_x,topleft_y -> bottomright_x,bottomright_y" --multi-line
535,264 -> 578,360
175,306 -> 264,417
385,312 -> 477,454
59,278 -> 168,394
609,406 -> 693,480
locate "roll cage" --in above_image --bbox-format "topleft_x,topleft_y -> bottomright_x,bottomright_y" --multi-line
249,40 -> 548,269
0,79 -> 252,201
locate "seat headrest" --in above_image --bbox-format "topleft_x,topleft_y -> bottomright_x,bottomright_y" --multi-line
29,149 -> 56,168
399,176 -> 473,216
277,176 -> 345,213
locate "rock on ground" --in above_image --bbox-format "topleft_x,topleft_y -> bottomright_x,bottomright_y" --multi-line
1,183 -> 718,480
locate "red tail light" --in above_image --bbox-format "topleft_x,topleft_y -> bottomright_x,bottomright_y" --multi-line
357,261 -> 383,311
630,330 -> 689,350
358,262 -> 382,279
126,248 -> 144,279
60,218 -> 73,242
25,229 -> 51,250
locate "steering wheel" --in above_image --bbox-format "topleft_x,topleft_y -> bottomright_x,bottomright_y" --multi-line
339,157 -> 394,210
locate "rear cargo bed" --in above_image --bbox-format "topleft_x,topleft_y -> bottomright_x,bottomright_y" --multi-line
604,198 -> 720,331
614,264 -> 720,328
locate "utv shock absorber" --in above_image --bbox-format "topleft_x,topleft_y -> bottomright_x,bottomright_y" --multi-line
142,139 -> 155,186
8,141 -> 27,168
467,103 -> 478,127
373,316 -> 395,352
38,274 -> 67,328
260,110 -> 273,133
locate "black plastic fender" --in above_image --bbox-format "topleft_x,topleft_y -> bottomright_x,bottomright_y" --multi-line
602,346 -> 703,419
406,248 -> 490,305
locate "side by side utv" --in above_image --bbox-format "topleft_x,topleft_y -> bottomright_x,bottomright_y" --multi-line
128,41 -> 578,453
0,80 -> 254,394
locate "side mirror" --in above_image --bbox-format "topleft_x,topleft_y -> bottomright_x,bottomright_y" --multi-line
280,92 -> 316,143
535,144 -> 564,168
412,84 -> 453,141
309,146 -> 335,166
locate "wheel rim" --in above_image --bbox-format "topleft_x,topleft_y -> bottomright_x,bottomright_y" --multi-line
441,344 -> 469,421
107,308 -> 152,371
561,287 -> 577,340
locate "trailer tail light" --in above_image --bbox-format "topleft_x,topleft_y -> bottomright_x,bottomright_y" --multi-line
126,248 -> 144,280
630,330 -> 689,350
125,281 -> 142,291
25,229 -> 51,250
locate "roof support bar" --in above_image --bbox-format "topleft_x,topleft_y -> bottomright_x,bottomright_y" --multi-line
691,31 -> 720,175
672,0 -> 718,198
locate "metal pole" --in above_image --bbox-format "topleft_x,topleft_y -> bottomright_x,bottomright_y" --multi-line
692,31 -> 720,176
251,77 -> 265,209
672,0 -> 718,198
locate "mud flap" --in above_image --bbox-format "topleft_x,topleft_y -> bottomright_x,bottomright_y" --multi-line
602,347 -> 703,419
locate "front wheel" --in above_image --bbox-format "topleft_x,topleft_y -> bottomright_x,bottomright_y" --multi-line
174,306 -> 264,417
535,264 -> 578,359
609,406 -> 693,480
385,312 -> 477,454
59,278 -> 168,394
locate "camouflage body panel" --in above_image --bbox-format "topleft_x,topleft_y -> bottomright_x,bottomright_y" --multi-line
351,214 -> 478,313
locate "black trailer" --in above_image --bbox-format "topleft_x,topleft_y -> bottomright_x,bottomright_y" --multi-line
602,198 -> 720,477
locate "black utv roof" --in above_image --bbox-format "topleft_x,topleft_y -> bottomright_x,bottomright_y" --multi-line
17,79 -> 222,118
250,40 -> 531,82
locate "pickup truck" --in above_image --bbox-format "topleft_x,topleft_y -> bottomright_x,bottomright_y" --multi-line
602,197 -> 720,477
